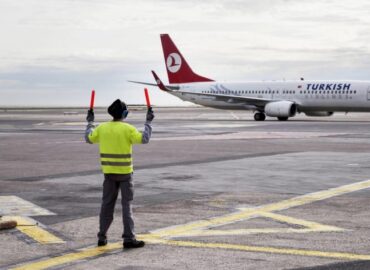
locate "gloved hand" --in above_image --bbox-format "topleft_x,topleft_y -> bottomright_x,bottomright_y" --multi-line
146,107 -> 154,122
86,109 -> 94,122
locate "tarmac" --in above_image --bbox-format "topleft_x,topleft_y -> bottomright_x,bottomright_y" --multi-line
1,107 -> 370,270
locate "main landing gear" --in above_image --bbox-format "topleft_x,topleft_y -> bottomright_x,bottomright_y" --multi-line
253,113 -> 289,121
254,112 -> 266,121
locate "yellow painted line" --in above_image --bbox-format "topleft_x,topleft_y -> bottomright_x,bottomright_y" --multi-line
258,212 -> 344,231
160,239 -> 370,261
12,235 -> 370,269
11,179 -> 370,269
248,179 -> 370,213
11,243 -> 122,270
167,211 -> 344,237
168,228 -> 341,237
152,179 -> 370,237
4,216 -> 64,244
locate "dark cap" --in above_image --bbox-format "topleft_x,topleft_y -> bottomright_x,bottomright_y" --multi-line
108,99 -> 127,119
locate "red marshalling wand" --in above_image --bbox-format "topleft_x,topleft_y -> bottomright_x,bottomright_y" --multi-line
144,88 -> 151,108
89,89 -> 95,110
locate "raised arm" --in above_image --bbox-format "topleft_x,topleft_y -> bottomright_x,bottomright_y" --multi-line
142,107 -> 154,144
85,109 -> 95,144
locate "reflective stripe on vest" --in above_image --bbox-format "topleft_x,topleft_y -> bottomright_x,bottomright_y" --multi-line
100,153 -> 133,174
101,161 -> 132,166
100,153 -> 132,159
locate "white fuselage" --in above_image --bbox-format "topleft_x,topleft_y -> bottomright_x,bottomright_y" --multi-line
170,80 -> 370,113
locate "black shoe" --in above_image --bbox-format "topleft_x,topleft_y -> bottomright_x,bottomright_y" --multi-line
98,239 -> 107,246
123,239 -> 145,249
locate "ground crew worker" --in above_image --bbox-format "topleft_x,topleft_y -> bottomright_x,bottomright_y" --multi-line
85,99 -> 154,248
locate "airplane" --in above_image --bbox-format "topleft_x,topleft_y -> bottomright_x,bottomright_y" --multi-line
130,34 -> 370,121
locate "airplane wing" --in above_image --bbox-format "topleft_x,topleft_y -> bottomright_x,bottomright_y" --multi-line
129,71 -> 277,108
152,71 -> 273,106
177,91 -> 274,107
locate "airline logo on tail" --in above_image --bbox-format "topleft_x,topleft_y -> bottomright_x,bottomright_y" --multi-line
166,53 -> 182,73
161,34 -> 214,84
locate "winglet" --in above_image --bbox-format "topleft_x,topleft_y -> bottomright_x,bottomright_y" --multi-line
151,70 -> 170,91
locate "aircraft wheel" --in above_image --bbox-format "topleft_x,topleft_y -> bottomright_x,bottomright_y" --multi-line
277,117 -> 289,121
254,112 -> 266,121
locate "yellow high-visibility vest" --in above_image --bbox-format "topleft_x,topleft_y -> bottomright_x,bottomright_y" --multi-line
88,121 -> 143,174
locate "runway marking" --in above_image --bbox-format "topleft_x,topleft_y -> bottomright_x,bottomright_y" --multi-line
0,196 -> 55,216
181,123 -> 249,128
140,237 -> 370,261
0,196 -> 64,244
52,122 -> 85,126
151,131 -> 347,141
11,234 -> 370,270
229,112 -> 240,120
2,216 -> 64,244
0,140 -> 84,146
152,179 -> 370,238
11,243 -> 122,270
171,211 -> 344,238
11,179 -> 370,269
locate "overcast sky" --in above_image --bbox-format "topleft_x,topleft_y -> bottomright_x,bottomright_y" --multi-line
1,0 -> 370,107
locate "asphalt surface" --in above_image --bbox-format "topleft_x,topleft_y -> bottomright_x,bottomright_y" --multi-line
1,107 -> 370,270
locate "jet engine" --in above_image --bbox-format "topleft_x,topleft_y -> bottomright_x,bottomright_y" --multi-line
264,101 -> 297,118
304,112 -> 334,117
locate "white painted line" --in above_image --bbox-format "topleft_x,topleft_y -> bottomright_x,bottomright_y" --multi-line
151,131 -> 347,141
0,196 -> 55,216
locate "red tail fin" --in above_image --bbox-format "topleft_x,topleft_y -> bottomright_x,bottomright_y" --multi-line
160,34 -> 214,84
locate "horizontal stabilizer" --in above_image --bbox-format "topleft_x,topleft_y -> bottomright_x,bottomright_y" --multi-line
128,72 -> 179,91
127,80 -> 158,87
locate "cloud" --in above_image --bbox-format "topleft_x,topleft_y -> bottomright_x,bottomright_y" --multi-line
1,0 -> 370,106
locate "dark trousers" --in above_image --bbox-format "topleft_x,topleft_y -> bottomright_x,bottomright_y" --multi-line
98,173 -> 135,242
